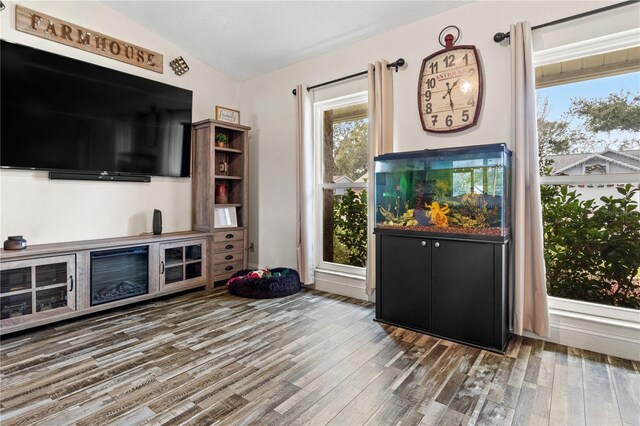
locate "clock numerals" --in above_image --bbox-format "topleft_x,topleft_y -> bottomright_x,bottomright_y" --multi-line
463,53 -> 469,66
467,98 -> 476,107
443,54 -> 455,68
425,78 -> 436,89
426,110 -> 472,129
429,62 -> 438,74
425,103 -> 432,114
424,90 -> 432,101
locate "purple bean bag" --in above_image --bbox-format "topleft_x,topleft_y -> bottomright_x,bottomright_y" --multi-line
227,268 -> 302,299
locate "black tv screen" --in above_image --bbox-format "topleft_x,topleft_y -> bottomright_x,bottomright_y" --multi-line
1,40 -> 193,178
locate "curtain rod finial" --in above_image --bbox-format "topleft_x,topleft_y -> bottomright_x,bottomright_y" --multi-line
292,88 -> 297,96
388,58 -> 406,72
493,32 -> 509,43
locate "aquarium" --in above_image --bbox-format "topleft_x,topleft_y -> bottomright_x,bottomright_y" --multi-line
374,143 -> 512,240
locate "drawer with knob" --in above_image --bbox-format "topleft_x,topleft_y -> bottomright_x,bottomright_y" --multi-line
213,240 -> 243,253
214,250 -> 244,264
214,261 -> 244,279
213,230 -> 244,243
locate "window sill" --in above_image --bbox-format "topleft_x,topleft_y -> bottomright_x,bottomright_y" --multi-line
533,296 -> 640,361
314,268 -> 366,281
314,268 -> 370,301
548,296 -> 640,324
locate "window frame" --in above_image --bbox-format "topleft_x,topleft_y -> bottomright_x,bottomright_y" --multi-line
534,30 -> 640,320
313,91 -> 368,276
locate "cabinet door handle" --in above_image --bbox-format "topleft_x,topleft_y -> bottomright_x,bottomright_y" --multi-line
69,275 -> 74,292
225,233 -> 234,239
160,260 -> 165,274
434,242 -> 440,248
225,244 -> 234,250
225,255 -> 233,260
421,241 -> 427,247
225,265 -> 233,271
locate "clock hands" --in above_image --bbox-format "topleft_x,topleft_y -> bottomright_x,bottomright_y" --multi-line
442,79 -> 460,111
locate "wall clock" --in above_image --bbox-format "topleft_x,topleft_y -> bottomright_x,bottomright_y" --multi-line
418,30 -> 483,133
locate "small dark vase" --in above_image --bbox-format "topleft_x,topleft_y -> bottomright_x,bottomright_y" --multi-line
153,209 -> 162,235
4,235 -> 27,250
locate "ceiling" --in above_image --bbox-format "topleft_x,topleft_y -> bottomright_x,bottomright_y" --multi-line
105,1 -> 471,81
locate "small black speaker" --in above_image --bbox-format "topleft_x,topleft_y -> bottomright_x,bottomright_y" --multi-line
153,209 -> 162,235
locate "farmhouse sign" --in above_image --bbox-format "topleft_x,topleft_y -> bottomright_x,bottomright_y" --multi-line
15,5 -> 163,73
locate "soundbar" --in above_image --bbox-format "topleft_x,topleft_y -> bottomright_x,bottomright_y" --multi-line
49,171 -> 151,182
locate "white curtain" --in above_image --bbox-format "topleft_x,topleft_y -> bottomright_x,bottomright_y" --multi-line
366,61 -> 394,296
511,22 -> 550,337
295,84 -> 314,284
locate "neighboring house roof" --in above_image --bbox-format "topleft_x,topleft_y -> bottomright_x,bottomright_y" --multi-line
332,175 -> 354,184
548,149 -> 640,175
547,153 -> 592,172
602,149 -> 640,162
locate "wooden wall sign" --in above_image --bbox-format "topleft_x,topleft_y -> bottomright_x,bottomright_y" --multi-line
15,5 -> 163,73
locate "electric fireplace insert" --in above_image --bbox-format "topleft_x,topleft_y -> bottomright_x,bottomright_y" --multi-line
90,246 -> 149,306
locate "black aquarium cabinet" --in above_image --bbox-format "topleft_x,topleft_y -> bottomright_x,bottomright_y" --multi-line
375,233 -> 510,352
374,144 -> 512,352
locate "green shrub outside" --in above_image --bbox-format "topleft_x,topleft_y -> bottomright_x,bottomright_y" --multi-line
541,181 -> 640,309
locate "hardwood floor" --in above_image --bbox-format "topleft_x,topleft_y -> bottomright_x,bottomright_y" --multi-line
1,288 -> 638,426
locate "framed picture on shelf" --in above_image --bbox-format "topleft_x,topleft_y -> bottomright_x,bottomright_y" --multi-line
214,206 -> 238,228
215,106 -> 240,125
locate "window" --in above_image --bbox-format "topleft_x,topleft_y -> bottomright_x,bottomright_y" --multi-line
536,43 -> 640,310
314,92 -> 368,274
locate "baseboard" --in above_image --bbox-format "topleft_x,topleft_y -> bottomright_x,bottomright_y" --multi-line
523,307 -> 640,361
314,269 -> 373,302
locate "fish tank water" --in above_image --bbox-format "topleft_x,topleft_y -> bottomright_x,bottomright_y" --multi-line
374,143 -> 512,240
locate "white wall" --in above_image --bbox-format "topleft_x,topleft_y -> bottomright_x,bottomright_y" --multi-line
238,0 -> 640,276
0,1 -> 239,244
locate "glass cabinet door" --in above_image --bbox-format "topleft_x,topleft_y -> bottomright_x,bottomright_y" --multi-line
164,247 -> 185,284
1,255 -> 76,322
159,239 -> 206,290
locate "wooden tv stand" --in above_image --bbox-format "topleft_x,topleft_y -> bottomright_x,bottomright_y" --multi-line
0,231 -> 211,335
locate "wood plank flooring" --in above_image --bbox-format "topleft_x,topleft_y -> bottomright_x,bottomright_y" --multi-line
1,288 -> 638,426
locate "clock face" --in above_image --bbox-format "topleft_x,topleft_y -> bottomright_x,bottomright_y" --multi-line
418,45 -> 483,133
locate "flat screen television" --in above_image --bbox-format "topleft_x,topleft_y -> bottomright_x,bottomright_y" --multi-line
1,40 -> 193,180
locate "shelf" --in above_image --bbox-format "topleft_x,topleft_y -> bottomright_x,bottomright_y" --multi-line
214,175 -> 242,180
192,119 -> 249,275
214,204 -> 242,208
215,147 -> 242,154
0,288 -> 33,297
35,282 -> 68,291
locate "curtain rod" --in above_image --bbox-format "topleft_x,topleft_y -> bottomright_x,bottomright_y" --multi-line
493,0 -> 639,43
292,58 -> 405,96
